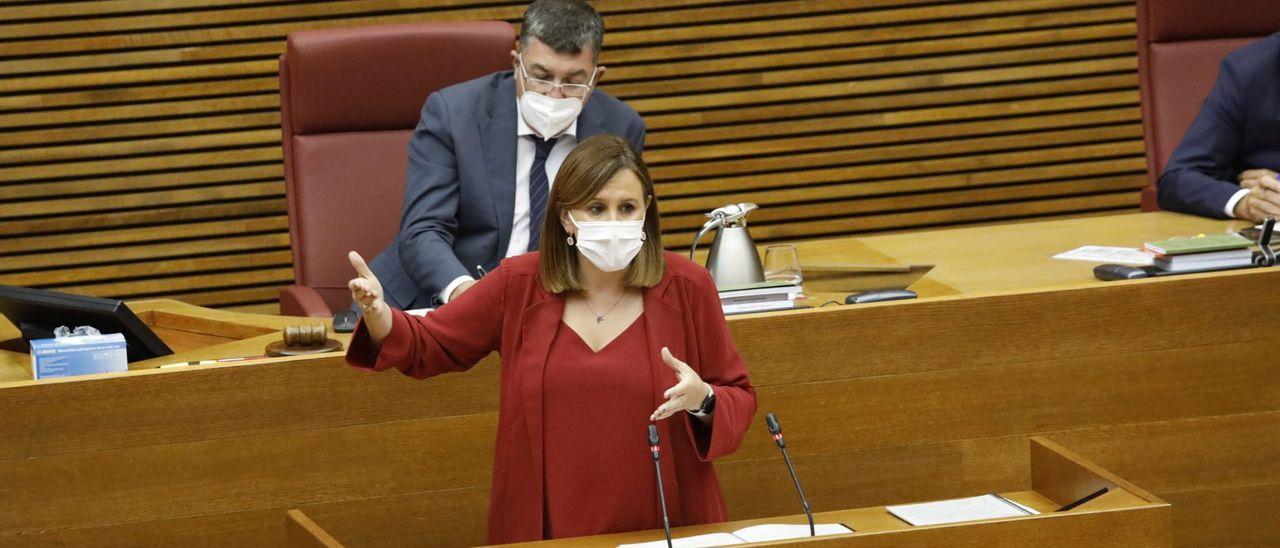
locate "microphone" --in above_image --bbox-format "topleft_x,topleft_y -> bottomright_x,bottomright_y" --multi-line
648,424 -> 673,548
765,413 -> 815,536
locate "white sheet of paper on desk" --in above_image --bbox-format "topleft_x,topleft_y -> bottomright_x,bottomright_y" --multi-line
886,494 -> 1038,527
617,533 -> 744,548
731,523 -> 852,542
616,523 -> 852,547
1052,245 -> 1154,266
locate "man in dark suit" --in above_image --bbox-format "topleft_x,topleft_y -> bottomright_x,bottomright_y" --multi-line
1158,32 -> 1280,222
367,0 -> 645,309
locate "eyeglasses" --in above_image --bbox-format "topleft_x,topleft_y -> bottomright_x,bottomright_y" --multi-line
519,55 -> 595,99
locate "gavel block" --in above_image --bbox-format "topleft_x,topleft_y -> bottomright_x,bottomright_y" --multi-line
266,324 -> 343,357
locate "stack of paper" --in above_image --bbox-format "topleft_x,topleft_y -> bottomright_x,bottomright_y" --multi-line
1144,233 -> 1255,272
886,494 -> 1038,526
718,281 -> 802,315
618,523 -> 852,547
1151,248 -> 1254,272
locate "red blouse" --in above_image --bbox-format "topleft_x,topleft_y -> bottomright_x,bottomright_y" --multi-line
543,316 -> 659,538
347,252 -> 756,544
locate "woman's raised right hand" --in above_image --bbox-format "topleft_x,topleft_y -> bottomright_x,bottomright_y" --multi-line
347,251 -> 392,344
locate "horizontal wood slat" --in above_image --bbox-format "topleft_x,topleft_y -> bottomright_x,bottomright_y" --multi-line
0,0 -> 1143,312
0,217 -> 290,254
0,233 -> 291,273
0,165 -> 283,200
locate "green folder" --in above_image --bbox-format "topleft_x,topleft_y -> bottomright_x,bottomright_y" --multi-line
1144,233 -> 1253,255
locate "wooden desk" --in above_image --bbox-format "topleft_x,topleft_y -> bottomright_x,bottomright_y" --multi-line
0,299 -> 348,382
0,211 -> 1275,547
287,437 -> 1171,547
795,211 -> 1251,295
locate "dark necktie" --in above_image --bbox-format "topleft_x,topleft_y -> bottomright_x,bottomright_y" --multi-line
527,136 -> 557,252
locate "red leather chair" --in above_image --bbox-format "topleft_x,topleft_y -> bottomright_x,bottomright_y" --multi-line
278,21 -> 515,316
1137,0 -> 1280,210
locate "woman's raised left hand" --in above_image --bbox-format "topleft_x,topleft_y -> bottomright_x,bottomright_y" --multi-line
650,346 -> 713,421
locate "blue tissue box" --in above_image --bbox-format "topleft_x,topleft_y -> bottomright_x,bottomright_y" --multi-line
30,333 -> 128,380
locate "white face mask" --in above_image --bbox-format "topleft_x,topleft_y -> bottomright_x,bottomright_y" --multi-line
569,213 -> 646,272
520,91 -> 583,139
517,55 -> 593,138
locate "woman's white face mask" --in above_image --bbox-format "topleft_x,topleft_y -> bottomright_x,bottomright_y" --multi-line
569,213 -> 646,272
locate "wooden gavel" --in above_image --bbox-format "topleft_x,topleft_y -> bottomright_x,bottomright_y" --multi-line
283,324 -> 328,347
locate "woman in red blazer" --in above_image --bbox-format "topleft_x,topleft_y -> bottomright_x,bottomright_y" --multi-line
345,135 -> 756,544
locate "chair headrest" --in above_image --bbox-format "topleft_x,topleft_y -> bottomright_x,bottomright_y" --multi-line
1144,0 -> 1280,43
283,21 -> 516,135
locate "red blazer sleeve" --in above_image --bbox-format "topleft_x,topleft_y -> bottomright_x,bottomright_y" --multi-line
346,262 -> 506,379
683,268 -> 757,461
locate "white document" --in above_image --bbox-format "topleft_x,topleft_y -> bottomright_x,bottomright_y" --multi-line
1052,245 -> 1154,266
722,300 -> 796,315
618,523 -> 852,548
731,523 -> 853,542
886,494 -> 1038,526
618,533 -> 744,548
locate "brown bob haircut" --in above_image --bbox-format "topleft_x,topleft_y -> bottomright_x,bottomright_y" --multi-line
539,134 -> 665,293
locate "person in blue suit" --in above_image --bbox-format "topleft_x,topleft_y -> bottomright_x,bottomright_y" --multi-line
367,0 -> 645,310
1158,32 -> 1280,222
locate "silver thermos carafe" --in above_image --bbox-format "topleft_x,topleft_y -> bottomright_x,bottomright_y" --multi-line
689,203 -> 764,287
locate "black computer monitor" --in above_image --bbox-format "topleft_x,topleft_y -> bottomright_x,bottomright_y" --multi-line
0,285 -> 173,363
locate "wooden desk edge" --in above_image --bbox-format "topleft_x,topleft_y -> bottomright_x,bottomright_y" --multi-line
0,350 -> 349,389
1030,436 -> 1169,506
729,264 -> 1278,320
285,509 -> 344,548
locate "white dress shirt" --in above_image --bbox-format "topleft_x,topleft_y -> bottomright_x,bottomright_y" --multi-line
1224,188 -> 1250,218
440,99 -> 578,303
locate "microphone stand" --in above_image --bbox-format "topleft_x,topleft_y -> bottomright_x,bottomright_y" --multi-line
765,413 -> 815,536
648,424 -> 673,548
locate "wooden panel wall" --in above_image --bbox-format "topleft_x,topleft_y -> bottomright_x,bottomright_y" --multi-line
0,0 -> 1144,313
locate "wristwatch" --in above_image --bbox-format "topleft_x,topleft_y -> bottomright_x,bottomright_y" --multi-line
688,385 -> 716,416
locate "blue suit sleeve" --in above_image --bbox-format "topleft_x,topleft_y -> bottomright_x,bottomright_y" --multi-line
627,113 -> 646,152
1157,57 -> 1248,219
397,92 -> 472,302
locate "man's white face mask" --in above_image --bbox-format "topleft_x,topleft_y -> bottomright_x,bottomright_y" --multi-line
518,54 -> 595,139
569,212 -> 646,272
